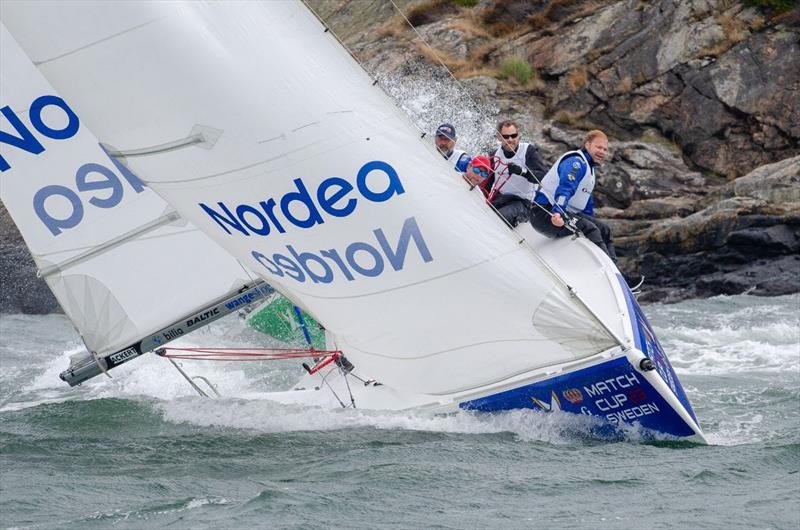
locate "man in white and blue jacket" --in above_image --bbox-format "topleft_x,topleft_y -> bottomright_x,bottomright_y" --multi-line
530,130 -> 616,260
435,123 -> 471,173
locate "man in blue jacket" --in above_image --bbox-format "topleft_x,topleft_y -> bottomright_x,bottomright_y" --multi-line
530,130 -> 616,260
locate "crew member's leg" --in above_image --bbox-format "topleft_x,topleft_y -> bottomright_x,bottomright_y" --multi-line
530,206 -> 565,238
573,216 -> 611,257
530,207 -> 611,257
492,194 -> 530,227
576,213 -> 616,262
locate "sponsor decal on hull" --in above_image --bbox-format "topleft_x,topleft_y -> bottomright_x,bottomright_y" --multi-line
458,357 -> 695,438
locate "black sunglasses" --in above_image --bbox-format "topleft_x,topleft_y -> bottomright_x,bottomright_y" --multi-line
500,133 -> 518,139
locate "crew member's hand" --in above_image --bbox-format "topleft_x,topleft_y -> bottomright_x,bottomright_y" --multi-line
507,163 -> 527,176
551,213 -> 565,227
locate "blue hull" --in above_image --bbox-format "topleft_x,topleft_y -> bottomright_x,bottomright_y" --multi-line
459,276 -> 701,440
458,356 -> 695,438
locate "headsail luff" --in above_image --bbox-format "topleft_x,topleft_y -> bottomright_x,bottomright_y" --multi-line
1,1 -> 622,395
0,22 -> 259,360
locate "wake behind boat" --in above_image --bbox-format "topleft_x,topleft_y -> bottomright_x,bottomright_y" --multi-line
0,1 -> 703,441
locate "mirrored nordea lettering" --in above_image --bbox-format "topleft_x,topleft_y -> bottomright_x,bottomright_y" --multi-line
1,94 -> 147,236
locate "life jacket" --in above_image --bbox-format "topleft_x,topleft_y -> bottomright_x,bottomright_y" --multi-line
538,150 -> 594,213
446,148 -> 467,170
491,143 -> 537,201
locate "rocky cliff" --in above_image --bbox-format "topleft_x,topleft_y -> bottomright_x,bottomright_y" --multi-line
306,0 -> 800,303
1,0 -> 798,313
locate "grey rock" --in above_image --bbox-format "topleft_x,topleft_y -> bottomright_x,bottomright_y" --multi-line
0,204 -> 60,314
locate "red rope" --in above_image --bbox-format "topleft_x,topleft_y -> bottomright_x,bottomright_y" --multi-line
487,157 -> 510,203
156,347 -> 341,362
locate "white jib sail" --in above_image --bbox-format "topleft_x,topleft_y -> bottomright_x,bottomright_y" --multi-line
1,1 -> 618,395
0,21 -> 256,357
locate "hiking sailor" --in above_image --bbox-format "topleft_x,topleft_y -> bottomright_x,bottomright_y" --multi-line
435,123 -> 471,173
490,120 -> 548,226
530,129 -> 617,260
462,154 -> 493,197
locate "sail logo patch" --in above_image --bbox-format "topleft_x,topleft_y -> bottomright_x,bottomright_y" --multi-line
562,388 -> 584,404
107,346 -> 138,366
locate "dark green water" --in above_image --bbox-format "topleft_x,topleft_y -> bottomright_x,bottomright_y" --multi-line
1,294 -> 798,529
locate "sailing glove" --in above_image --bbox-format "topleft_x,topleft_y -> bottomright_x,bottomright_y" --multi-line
507,163 -> 528,176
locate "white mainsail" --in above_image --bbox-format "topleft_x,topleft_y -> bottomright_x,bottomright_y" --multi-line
1,1 -> 622,395
0,21 -> 261,370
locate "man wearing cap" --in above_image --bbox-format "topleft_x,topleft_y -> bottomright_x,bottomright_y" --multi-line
462,154 -> 493,197
530,129 -> 616,260
490,120 -> 547,226
435,123 -> 471,173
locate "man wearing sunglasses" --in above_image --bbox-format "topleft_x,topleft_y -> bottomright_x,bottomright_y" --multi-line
530,130 -> 616,261
490,120 -> 547,225
462,154 -> 493,196
435,123 -> 471,173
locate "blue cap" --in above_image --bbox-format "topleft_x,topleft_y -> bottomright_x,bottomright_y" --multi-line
435,123 -> 456,139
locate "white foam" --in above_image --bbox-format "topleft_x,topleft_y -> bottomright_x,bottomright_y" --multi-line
0,312 -> 300,411
155,396 -> 667,445
377,65 -> 499,156
650,294 -> 800,375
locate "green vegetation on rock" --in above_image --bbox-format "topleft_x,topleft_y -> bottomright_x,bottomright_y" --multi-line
745,0 -> 798,12
498,57 -> 533,84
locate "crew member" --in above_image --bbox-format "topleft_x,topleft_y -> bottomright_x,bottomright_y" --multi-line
490,120 -> 547,226
530,129 -> 617,260
435,123 -> 471,173
462,154 -> 493,197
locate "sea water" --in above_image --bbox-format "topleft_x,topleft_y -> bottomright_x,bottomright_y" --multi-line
1,294 -> 798,529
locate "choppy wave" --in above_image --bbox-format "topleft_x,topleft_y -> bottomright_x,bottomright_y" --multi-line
1,294 -> 798,448
649,294 -> 800,375
155,396 -> 662,445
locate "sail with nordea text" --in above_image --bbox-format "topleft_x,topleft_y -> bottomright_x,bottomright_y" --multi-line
1,1 -> 704,439
0,20 -> 270,383
1,0 -> 617,394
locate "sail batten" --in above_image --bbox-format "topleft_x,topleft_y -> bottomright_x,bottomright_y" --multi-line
39,211 -> 182,278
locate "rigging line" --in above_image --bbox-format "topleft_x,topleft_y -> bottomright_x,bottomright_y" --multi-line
167,358 -> 209,398
317,366 -> 347,408
341,366 -> 357,409
236,258 -> 258,284
301,1 -> 377,84
307,1 -> 622,347
344,336 -> 580,361
302,0 -> 429,138
33,226 -> 200,258
386,1 -> 583,234
387,0 -> 462,87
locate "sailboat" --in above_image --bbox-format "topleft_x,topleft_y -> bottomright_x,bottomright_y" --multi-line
0,1 -> 705,442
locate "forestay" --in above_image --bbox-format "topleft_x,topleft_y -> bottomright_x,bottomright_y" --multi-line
1,1 -> 620,395
0,22 -> 255,358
